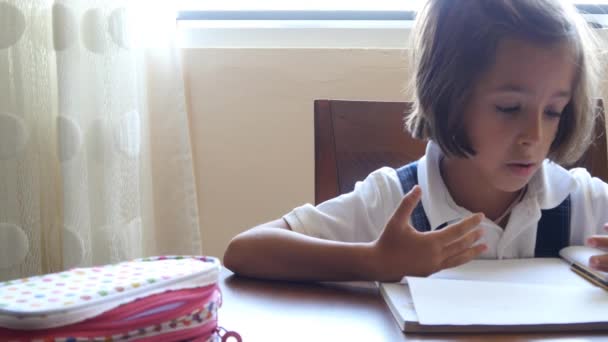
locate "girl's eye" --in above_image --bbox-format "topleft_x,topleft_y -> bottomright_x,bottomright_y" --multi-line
496,105 -> 520,113
544,109 -> 562,118
495,105 -> 563,118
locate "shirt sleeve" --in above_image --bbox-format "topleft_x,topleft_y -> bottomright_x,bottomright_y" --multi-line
282,167 -> 404,243
569,167 -> 608,244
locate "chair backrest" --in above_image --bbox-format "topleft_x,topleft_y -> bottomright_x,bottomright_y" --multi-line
314,99 -> 607,205
314,100 -> 425,204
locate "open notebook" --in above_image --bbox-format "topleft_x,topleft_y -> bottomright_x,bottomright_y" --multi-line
380,246 -> 608,333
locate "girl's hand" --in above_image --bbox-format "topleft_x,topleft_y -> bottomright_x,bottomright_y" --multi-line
369,185 -> 487,282
586,225 -> 608,272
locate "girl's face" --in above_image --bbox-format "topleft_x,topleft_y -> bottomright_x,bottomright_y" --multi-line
463,38 -> 577,193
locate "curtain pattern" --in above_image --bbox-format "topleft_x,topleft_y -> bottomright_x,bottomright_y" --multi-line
0,0 -> 201,281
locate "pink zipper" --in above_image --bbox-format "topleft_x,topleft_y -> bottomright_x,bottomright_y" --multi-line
1,285 -> 220,340
134,320 -> 218,342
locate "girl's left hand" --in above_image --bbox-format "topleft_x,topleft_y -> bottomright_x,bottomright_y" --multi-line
586,224 -> 608,272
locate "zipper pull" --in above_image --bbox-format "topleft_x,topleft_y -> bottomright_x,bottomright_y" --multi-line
217,326 -> 242,342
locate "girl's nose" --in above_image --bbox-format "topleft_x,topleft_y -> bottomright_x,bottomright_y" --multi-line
517,111 -> 543,146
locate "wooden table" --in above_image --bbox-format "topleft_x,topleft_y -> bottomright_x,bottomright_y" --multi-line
218,269 -> 608,341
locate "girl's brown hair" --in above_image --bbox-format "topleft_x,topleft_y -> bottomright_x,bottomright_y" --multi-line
406,0 -> 600,165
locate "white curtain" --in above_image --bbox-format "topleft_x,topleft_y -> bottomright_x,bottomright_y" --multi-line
0,0 -> 202,281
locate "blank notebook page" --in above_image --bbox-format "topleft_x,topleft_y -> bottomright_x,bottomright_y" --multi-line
406,276 -> 608,326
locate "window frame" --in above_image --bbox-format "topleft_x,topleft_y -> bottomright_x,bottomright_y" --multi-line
176,4 -> 608,48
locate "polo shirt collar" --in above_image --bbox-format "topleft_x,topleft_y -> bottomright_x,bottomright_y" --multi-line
416,141 -> 576,230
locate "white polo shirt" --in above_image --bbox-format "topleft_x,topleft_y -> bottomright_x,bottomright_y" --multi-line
283,141 -> 608,259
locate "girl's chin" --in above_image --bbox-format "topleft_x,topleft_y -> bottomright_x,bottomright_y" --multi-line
496,172 -> 536,192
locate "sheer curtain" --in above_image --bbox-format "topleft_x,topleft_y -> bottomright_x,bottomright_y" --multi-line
0,0 -> 201,281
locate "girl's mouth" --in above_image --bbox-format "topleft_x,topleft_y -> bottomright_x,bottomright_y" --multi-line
506,162 -> 536,177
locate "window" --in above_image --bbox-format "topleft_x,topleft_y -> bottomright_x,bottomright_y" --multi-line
176,1 -> 608,48
178,0 -> 608,18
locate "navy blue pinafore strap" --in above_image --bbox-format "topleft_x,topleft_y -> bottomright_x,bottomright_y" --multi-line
395,161 -> 571,257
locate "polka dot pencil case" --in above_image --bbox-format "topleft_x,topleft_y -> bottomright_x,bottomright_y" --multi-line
0,256 -> 240,342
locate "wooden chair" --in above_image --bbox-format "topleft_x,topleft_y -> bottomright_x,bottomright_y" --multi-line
314,99 -> 607,205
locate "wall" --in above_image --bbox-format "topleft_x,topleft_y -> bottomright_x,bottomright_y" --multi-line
182,48 -> 411,259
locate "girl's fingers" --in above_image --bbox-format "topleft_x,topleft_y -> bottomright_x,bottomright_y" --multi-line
434,213 -> 484,245
440,244 -> 487,270
590,254 -> 608,272
387,186 -> 422,231
587,235 -> 608,249
442,227 -> 485,259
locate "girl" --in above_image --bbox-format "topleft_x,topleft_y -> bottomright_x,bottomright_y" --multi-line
224,0 -> 608,282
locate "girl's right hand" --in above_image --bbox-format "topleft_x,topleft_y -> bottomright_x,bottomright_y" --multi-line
368,185 -> 487,282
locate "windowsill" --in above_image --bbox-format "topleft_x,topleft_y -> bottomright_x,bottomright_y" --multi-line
177,25 -> 608,49
176,8 -> 608,49
177,20 -> 413,48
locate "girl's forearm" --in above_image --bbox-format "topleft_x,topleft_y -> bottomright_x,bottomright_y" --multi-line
223,226 -> 377,281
